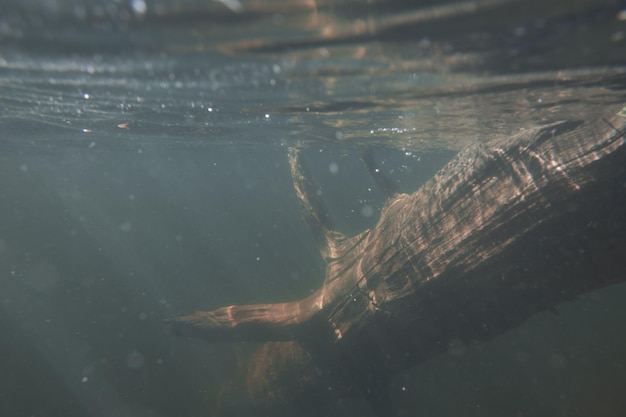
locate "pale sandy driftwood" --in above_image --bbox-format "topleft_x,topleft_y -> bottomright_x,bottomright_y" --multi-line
172,109 -> 626,416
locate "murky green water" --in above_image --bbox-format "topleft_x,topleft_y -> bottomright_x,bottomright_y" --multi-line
1,1 -> 625,416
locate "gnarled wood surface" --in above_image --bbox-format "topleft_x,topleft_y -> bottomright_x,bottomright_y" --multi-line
172,109 -> 626,416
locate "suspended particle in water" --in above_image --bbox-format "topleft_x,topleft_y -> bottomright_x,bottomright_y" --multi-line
548,353 -> 567,369
329,162 -> 339,174
126,349 -> 145,369
120,221 -> 132,232
361,205 -> 374,218
131,0 -> 147,16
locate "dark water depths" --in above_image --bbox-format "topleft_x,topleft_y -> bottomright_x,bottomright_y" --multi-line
1,0 -> 626,416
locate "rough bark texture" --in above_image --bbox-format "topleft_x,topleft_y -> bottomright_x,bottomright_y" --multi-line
172,108 -> 626,416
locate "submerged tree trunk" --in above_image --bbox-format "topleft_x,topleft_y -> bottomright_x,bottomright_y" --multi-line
172,109 -> 626,416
